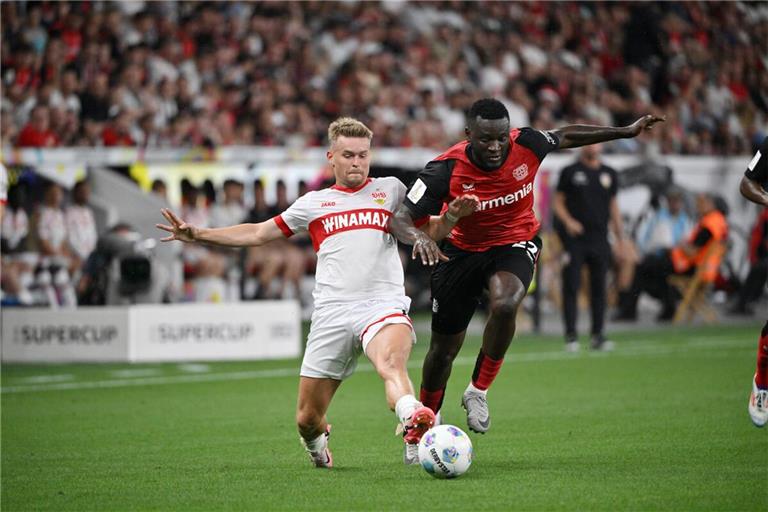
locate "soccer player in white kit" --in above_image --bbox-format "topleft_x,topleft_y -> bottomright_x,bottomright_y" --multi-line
157,118 -> 478,467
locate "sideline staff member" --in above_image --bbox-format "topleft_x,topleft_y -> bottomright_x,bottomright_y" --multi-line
553,144 -> 625,351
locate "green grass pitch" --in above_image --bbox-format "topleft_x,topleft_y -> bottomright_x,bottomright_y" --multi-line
2,323 -> 767,511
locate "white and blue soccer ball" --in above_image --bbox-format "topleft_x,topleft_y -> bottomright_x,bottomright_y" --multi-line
418,424 -> 473,479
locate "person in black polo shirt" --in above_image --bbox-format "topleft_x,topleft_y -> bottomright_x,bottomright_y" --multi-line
553,144 -> 624,351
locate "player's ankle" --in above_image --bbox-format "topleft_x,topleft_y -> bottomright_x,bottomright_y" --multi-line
395,394 -> 420,425
465,382 -> 488,396
301,429 -> 328,453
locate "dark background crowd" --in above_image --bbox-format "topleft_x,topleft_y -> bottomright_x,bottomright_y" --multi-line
2,1 -> 767,321
2,1 -> 767,153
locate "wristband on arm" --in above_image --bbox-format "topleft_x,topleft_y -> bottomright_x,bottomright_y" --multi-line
444,211 -> 459,224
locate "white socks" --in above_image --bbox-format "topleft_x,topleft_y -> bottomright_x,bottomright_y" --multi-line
302,432 -> 327,453
395,394 -> 420,424
465,382 -> 488,396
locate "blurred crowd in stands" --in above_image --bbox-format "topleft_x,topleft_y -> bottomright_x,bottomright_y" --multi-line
2,168 -> 766,322
2,1 -> 767,153
1,1 -> 767,320
1,173 -> 321,308
2,176 -> 95,307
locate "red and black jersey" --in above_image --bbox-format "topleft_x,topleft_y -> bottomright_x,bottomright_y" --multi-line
745,136 -> 768,190
404,128 -> 560,252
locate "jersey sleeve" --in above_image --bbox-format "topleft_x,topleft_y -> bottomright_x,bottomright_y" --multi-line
403,160 -> 453,219
745,137 -> 768,185
386,176 -> 407,208
274,192 -> 312,236
556,165 -> 573,193
609,167 -> 619,196
516,127 -> 561,161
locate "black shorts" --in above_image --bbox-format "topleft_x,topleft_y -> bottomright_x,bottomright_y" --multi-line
430,237 -> 542,335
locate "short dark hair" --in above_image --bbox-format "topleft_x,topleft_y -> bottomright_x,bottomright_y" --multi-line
468,98 -> 509,121
73,179 -> 89,192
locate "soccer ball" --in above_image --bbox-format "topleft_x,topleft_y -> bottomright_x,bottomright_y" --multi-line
418,425 -> 473,479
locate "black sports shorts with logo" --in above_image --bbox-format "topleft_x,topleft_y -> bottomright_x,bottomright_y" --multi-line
430,236 -> 542,335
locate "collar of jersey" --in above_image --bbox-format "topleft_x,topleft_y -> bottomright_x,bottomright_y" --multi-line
331,178 -> 372,193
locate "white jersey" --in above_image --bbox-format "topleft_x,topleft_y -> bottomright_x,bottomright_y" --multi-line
275,177 -> 406,306
65,204 -> 98,260
37,205 -> 67,251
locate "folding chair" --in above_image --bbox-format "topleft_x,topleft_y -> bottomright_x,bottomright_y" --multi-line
668,242 -> 727,325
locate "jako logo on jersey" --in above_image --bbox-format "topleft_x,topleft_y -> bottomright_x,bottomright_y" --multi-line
319,209 -> 390,233
371,191 -> 387,205
462,183 -> 476,192
321,201 -> 336,207
477,183 -> 533,211
512,164 -> 528,181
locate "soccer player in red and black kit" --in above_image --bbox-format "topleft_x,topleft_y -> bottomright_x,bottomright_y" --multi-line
392,98 -> 663,433
739,135 -> 768,428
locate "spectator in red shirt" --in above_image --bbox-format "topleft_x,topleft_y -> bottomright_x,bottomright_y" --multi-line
6,44 -> 40,91
102,111 -> 136,147
60,12 -> 84,63
16,105 -> 59,147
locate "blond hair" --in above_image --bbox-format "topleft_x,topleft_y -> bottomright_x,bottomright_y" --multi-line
328,117 -> 373,147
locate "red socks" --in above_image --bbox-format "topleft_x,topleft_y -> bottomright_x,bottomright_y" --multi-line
419,387 -> 445,414
420,351 -> 505,412
755,323 -> 768,389
471,351 -> 504,391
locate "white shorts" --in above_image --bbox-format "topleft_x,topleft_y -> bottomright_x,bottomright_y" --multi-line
300,297 -> 416,381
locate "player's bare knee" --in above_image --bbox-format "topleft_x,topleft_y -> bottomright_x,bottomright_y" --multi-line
489,295 -> 522,319
428,344 -> 461,368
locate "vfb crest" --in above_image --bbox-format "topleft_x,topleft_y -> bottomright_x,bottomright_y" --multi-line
371,190 -> 387,205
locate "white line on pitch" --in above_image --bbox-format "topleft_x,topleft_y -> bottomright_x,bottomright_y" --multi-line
110,368 -> 163,378
17,374 -> 75,384
1,338 -> 753,394
177,363 -> 211,373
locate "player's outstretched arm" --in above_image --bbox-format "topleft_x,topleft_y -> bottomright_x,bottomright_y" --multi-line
552,115 -> 665,149
740,176 -> 768,207
156,208 -> 283,247
421,194 -> 479,241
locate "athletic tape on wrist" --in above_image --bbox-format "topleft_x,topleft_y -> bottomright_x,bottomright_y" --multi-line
445,211 -> 459,224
